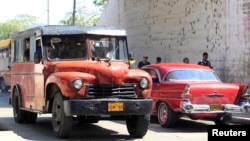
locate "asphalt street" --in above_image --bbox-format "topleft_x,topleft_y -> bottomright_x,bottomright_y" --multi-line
0,91 -> 250,140
232,112 -> 250,124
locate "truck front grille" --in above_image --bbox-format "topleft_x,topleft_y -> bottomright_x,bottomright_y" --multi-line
86,83 -> 136,98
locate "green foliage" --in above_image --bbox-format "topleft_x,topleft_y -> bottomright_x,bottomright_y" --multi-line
93,0 -> 107,6
0,14 -> 37,40
60,5 -> 101,26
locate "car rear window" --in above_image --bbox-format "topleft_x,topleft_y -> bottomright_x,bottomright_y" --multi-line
164,70 -> 221,82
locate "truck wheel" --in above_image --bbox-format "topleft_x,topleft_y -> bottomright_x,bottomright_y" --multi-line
0,77 -> 9,92
13,87 -> 26,123
126,114 -> 150,138
25,111 -> 37,124
52,92 -> 72,138
157,102 -> 177,128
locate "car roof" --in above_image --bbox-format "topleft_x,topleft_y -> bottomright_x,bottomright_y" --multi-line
142,63 -> 213,72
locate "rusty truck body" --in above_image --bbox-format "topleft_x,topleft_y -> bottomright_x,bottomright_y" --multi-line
9,25 -> 153,138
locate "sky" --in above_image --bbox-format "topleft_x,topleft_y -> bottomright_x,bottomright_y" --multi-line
0,0 -> 95,25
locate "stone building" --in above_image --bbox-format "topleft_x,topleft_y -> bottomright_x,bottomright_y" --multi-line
98,0 -> 250,83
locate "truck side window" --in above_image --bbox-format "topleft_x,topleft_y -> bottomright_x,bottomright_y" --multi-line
23,40 -> 30,61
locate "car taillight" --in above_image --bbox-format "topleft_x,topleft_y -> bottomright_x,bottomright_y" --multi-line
242,84 -> 250,100
183,93 -> 192,99
181,84 -> 192,99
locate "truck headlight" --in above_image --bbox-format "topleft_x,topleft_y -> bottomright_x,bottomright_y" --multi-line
73,79 -> 83,90
139,77 -> 149,89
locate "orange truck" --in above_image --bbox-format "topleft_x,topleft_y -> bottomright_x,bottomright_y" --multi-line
9,25 -> 153,138
0,39 -> 11,92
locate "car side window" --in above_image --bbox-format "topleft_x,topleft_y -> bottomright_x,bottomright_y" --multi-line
165,72 -> 174,81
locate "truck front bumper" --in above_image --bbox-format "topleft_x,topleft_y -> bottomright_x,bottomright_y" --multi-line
64,98 -> 153,116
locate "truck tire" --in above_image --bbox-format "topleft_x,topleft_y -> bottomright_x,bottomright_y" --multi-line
13,87 -> 26,123
157,102 -> 177,128
52,92 -> 72,138
0,77 -> 9,92
126,114 -> 150,138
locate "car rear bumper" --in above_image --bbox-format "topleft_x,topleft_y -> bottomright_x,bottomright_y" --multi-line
64,98 -> 153,116
180,100 -> 250,114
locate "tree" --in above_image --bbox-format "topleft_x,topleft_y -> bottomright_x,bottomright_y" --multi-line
93,0 -> 107,6
0,14 -> 37,40
60,4 -> 101,26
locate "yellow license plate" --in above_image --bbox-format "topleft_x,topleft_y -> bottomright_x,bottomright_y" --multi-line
210,104 -> 222,111
108,102 -> 123,112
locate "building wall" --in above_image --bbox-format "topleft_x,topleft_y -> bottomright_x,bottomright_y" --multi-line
98,0 -> 250,83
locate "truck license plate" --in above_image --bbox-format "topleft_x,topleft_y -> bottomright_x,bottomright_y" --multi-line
210,104 -> 222,111
108,102 -> 123,112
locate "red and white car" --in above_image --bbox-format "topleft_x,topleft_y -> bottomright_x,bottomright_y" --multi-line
142,63 -> 250,128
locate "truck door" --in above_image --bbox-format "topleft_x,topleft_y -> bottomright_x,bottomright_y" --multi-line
32,37 -> 45,111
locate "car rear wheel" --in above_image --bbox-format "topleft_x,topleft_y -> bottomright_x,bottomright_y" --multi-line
52,92 -> 72,138
126,114 -> 150,138
214,113 -> 232,125
157,102 -> 177,128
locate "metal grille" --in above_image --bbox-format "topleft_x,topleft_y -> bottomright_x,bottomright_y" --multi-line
86,83 -> 136,98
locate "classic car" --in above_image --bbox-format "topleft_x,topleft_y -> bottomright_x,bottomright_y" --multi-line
142,63 -> 250,128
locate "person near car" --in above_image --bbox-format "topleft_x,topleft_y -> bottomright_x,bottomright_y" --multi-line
138,55 -> 150,69
183,57 -> 189,64
156,57 -> 161,64
197,52 -> 213,68
23,40 -> 30,61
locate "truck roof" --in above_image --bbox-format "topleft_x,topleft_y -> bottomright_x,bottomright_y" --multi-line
12,25 -> 127,39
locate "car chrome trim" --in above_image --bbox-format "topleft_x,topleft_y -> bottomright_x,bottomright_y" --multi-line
180,100 -> 250,113
206,91 -> 224,97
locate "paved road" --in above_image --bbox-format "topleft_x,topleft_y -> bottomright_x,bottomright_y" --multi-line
0,91 -> 250,140
232,112 -> 250,124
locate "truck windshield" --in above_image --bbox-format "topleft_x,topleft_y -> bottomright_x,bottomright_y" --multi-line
43,35 -> 128,61
43,35 -> 86,60
88,36 -> 128,61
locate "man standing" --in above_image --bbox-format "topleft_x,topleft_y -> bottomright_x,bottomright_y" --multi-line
23,40 -> 30,61
197,52 -> 213,68
156,57 -> 161,63
138,56 -> 150,69
183,57 -> 189,64
36,39 -> 42,59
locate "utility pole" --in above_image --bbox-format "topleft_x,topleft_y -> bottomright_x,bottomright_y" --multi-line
47,0 -> 50,25
72,0 -> 76,25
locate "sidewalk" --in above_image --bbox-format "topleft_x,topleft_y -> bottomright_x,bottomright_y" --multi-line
0,123 -> 26,140
0,131 -> 27,141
